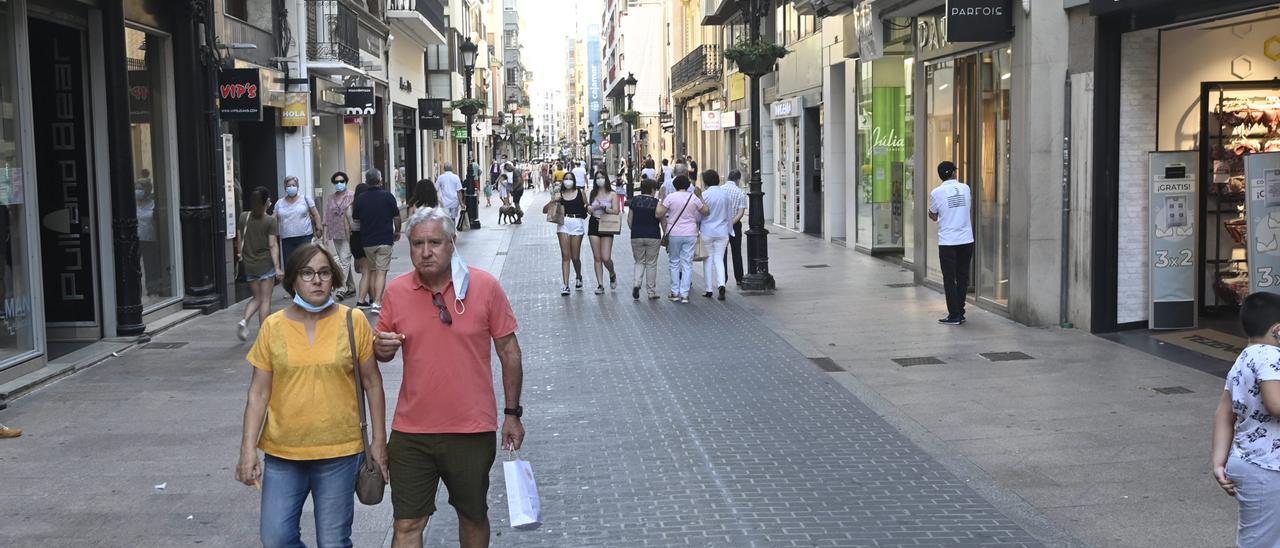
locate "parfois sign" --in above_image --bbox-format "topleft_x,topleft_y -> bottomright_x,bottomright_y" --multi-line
218,68 -> 262,121
946,0 -> 1012,43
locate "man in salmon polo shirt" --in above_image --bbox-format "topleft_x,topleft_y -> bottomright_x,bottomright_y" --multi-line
374,206 -> 525,548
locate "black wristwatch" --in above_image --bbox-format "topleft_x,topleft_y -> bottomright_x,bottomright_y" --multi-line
503,406 -> 523,418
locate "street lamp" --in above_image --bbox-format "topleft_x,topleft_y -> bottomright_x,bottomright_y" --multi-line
525,115 -> 534,160
739,0 -> 775,290
459,36 -> 481,229
624,72 -> 638,192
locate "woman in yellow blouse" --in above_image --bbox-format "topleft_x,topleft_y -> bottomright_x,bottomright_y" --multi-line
234,243 -> 387,547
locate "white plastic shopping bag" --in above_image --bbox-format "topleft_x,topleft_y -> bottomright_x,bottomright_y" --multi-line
503,452 -> 542,530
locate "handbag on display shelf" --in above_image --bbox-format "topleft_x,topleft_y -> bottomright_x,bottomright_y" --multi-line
347,308 -> 387,505
596,213 -> 622,235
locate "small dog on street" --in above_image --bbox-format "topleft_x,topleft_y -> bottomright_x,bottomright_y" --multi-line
498,205 -> 523,224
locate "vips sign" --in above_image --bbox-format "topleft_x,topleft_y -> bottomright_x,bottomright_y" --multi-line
946,0 -> 1012,43
218,68 -> 262,121
418,98 -> 445,130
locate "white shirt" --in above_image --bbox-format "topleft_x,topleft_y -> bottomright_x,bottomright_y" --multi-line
699,185 -> 736,239
275,194 -> 315,238
1227,344 -> 1280,471
572,165 -> 588,188
436,171 -> 463,209
662,166 -> 673,185
928,179 -> 974,246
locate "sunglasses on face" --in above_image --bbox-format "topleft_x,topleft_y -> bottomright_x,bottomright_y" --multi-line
432,292 -> 453,326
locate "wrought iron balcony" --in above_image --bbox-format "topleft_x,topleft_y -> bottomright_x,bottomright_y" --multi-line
670,44 -> 722,99
307,0 -> 360,69
388,0 -> 447,42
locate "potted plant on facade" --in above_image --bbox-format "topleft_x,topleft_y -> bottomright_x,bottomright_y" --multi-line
620,110 -> 641,125
722,38 -> 789,77
452,98 -> 486,116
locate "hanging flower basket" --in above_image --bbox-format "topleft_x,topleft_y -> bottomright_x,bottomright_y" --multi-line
452,98 -> 485,116
620,110 -> 641,125
723,40 -> 789,77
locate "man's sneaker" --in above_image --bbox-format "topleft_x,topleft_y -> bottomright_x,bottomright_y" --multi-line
632,287 -> 640,300
669,294 -> 680,302
648,292 -> 660,300
680,296 -> 690,304
938,316 -> 963,325
561,285 -> 571,296
237,319 -> 248,341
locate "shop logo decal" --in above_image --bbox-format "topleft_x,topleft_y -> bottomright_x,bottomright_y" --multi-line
1232,55 -> 1255,79
220,83 -> 258,100
1266,36 -> 1280,62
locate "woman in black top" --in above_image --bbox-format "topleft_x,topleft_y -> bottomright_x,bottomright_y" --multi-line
627,178 -> 663,300
551,172 -> 588,295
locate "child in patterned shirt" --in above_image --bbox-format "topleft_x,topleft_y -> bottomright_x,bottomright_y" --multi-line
1213,291 -> 1280,547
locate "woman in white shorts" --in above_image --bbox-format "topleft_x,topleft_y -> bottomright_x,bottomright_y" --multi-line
554,172 -> 588,295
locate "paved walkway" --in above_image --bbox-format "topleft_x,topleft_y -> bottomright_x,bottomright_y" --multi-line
0,190 -> 1236,547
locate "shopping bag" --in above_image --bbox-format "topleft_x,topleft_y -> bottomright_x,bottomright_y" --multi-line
693,236 -> 708,261
544,201 -> 564,225
597,213 -> 622,235
503,454 -> 542,530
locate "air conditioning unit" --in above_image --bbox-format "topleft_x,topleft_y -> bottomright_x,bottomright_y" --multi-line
793,0 -> 857,17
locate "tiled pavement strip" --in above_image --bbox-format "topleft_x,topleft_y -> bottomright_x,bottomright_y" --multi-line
0,189 -> 1233,547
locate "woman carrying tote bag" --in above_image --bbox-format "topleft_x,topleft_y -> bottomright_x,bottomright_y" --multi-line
235,244 -> 388,547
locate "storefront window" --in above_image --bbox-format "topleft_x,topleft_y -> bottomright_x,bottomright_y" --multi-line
0,1 -> 37,363
125,27 -> 178,309
977,48 -> 1012,305
924,60 -> 954,281
855,55 -> 912,252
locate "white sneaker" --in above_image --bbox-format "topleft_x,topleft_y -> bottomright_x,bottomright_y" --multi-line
560,285 -> 570,296
237,319 -> 248,341
370,303 -> 382,314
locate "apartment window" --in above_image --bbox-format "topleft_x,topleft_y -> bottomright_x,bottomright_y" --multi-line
774,5 -> 815,44
226,0 -> 247,20
426,44 -> 450,71
225,0 -> 272,29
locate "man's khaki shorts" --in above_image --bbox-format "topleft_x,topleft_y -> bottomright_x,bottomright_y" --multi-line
363,245 -> 392,271
387,431 -> 496,521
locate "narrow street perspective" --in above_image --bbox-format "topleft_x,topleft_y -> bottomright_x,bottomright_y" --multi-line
1,0 -> 1278,547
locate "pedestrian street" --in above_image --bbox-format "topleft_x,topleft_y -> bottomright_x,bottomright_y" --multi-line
0,194 -> 1055,547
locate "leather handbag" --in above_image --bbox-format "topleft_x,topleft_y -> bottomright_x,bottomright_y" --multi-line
347,308 -> 386,505
661,193 -> 695,248
597,212 -> 622,235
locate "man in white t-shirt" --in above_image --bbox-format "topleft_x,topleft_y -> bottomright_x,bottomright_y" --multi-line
572,161 -> 588,190
928,161 -> 974,325
435,163 -> 465,221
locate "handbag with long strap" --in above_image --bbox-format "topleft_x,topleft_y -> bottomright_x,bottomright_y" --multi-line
347,308 -> 386,505
661,193 -> 695,248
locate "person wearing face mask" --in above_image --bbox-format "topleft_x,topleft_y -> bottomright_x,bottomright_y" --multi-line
548,172 -> 588,295
135,179 -> 163,297
236,243 -> 388,548
372,207 -> 525,548
275,176 -> 323,270
587,172 -> 620,294
323,172 -> 357,300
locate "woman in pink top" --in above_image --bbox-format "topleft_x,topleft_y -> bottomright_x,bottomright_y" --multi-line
655,176 -> 709,303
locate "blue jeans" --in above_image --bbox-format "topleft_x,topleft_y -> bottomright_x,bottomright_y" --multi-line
261,453 -> 361,548
667,236 -> 696,297
280,235 -> 313,270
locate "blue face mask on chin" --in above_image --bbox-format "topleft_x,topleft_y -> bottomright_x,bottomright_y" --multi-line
292,292 -> 334,313
450,250 -> 470,314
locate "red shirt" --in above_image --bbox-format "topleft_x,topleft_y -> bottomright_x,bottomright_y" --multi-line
376,267 -> 518,433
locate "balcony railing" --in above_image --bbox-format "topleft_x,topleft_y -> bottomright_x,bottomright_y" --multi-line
670,44 -> 722,96
388,0 -> 446,34
307,0 -> 360,68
